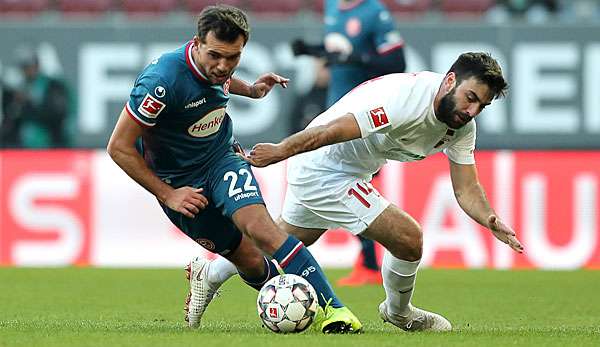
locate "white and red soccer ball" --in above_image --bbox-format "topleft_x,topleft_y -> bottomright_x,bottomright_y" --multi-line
257,274 -> 318,333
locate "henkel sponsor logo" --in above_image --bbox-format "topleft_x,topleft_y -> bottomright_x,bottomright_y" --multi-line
0,151 -> 92,266
188,108 -> 226,137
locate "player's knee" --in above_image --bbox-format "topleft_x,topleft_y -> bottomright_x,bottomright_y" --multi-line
241,218 -> 284,254
389,225 -> 422,261
405,228 -> 423,261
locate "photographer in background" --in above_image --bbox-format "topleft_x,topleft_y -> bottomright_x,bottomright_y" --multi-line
1,46 -> 73,148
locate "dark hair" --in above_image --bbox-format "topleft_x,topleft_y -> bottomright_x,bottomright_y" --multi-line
448,52 -> 508,99
197,5 -> 250,45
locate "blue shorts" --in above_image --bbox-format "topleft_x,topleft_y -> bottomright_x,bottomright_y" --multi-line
161,151 -> 264,255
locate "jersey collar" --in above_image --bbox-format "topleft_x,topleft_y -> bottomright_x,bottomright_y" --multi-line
185,41 -> 210,83
339,0 -> 365,11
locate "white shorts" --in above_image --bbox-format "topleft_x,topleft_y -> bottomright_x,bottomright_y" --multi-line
281,175 -> 390,235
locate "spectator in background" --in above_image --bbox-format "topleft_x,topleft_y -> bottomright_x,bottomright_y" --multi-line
0,46 -> 73,148
487,0 -> 560,23
291,0 -> 407,287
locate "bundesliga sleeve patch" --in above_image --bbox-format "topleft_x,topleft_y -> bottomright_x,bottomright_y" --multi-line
369,107 -> 390,129
138,93 -> 166,119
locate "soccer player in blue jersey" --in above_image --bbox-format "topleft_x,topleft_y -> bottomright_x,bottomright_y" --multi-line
107,5 -> 361,333
292,0 -> 407,286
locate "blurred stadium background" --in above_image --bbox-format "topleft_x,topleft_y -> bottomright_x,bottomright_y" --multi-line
1,0 -> 599,270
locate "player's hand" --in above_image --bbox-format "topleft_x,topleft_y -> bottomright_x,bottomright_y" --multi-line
250,73 -> 289,98
239,143 -> 285,167
231,139 -> 245,156
165,187 -> 208,218
488,215 -> 523,253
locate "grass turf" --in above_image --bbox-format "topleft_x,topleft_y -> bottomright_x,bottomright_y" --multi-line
0,268 -> 598,347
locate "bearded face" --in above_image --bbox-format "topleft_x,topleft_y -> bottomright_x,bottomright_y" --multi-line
436,88 -> 469,129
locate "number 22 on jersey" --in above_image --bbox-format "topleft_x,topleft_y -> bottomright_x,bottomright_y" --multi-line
224,168 -> 257,197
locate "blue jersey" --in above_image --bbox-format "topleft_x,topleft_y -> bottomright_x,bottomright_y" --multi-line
324,0 -> 404,106
126,41 -> 234,180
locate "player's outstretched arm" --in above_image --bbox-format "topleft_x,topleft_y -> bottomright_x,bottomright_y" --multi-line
229,73 -> 289,99
107,108 -> 208,218
242,113 -> 361,167
449,161 -> 523,253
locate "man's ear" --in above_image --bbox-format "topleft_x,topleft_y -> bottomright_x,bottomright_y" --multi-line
193,36 -> 202,47
441,72 -> 456,94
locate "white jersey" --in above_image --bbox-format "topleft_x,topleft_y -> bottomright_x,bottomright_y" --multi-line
287,71 -> 476,185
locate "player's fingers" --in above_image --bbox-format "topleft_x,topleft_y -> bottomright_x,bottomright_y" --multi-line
238,152 -> 258,166
507,235 -> 523,253
180,207 -> 195,218
186,203 -> 200,215
189,195 -> 208,208
236,152 -> 251,163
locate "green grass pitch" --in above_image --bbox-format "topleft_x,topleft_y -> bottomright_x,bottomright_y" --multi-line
1,268 -> 599,347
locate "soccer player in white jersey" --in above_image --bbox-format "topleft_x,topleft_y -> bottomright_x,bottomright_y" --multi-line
242,52 -> 524,332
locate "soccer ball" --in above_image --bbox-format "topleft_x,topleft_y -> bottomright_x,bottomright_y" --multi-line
257,274 -> 318,333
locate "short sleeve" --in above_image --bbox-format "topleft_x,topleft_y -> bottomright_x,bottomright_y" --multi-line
444,122 -> 476,164
372,7 -> 404,55
125,73 -> 171,127
334,76 -> 410,138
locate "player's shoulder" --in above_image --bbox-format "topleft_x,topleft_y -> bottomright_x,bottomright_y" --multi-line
137,43 -> 187,86
377,72 -> 439,88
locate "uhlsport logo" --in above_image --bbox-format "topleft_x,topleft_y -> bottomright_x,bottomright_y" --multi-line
188,108 -> 226,137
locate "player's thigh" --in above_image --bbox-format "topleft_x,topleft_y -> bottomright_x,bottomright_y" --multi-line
209,152 -> 265,218
289,177 -> 389,235
162,203 -> 243,256
208,152 -> 285,251
276,217 -> 326,246
361,204 -> 423,261
231,204 -> 286,255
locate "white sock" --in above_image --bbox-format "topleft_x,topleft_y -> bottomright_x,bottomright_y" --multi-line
381,250 -> 420,317
206,256 -> 238,289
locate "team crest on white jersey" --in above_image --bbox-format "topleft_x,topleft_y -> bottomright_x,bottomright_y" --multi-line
138,93 -> 166,119
188,108 -> 226,137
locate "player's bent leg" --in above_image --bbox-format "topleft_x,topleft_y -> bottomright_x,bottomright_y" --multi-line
276,218 -> 326,247
225,235 -> 281,291
185,234 -> 278,328
233,204 -> 362,333
361,204 -> 422,261
362,205 -> 451,332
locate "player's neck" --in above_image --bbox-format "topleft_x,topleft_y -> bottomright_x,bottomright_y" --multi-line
433,84 -> 443,116
339,0 -> 364,9
190,43 -> 210,79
